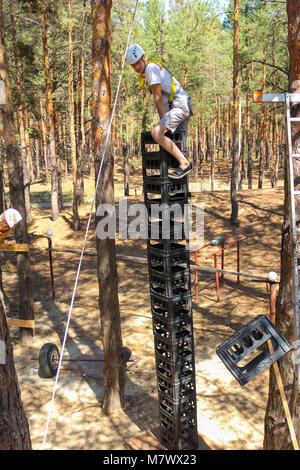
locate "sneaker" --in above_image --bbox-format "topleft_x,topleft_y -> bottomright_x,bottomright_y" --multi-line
169,163 -> 193,180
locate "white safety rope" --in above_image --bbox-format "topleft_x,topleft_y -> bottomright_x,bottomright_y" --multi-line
42,0 -> 139,449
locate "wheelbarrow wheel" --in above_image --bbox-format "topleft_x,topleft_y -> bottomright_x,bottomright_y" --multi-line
38,343 -> 60,378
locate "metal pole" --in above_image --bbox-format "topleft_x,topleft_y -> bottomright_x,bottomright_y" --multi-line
221,241 -> 225,281
214,254 -> 220,302
47,234 -> 55,301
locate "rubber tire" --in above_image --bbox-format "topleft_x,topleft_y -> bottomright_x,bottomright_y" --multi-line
123,347 -> 132,363
38,343 -> 60,378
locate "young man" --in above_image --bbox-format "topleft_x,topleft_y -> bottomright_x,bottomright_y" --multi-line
125,43 -> 193,179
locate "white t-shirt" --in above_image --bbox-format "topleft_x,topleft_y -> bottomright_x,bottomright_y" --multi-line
145,62 -> 188,106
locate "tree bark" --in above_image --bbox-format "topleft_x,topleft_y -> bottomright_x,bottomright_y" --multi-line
77,1 -> 87,206
0,291 -> 32,449
9,1 -> 32,224
68,0 -> 80,231
264,0 -> 300,449
92,0 -> 125,415
52,49 -> 63,211
0,135 -> 5,293
0,0 -> 35,343
41,13 -> 59,221
230,0 -> 239,226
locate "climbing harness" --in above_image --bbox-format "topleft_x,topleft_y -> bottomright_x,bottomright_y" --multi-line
139,58 -> 175,104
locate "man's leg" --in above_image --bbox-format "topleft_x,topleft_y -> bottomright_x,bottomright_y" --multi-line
151,123 -> 189,170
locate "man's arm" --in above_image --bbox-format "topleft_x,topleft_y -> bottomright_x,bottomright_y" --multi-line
151,83 -> 167,119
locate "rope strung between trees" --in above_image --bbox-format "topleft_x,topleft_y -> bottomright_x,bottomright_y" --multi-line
42,0 -> 140,450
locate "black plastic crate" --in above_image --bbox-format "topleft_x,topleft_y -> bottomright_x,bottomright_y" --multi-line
156,355 -> 194,382
149,263 -> 190,278
216,314 -> 293,386
148,249 -> 189,274
159,409 -> 198,450
158,392 -> 197,420
147,220 -> 187,242
142,152 -> 178,179
154,335 -> 194,365
144,194 -> 188,212
151,292 -> 192,324
146,199 -> 187,223
147,239 -> 188,256
160,425 -> 198,451
152,313 -> 192,344
157,372 -> 196,401
149,266 -> 191,299
143,177 -> 190,204
141,130 -> 187,155
147,239 -> 191,256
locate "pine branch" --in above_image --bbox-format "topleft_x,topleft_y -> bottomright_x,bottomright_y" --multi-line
241,59 -> 288,76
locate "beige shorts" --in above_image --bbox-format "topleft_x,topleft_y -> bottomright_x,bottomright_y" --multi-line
159,95 -> 193,135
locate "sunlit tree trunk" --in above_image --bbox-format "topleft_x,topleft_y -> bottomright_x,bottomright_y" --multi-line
230,0 -> 239,226
41,13 -> 59,221
68,0 -> 80,230
52,49 -> 63,211
264,0 -> 300,450
9,1 -> 32,223
92,0 -> 125,415
77,0 -> 87,206
0,0 -> 34,343
258,56 -> 267,189
0,292 -> 31,449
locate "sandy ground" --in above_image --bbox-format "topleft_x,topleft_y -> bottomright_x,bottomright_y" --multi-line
1,170 -> 286,450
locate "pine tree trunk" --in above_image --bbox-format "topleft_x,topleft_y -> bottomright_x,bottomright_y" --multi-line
41,13 -> 59,221
230,0 -> 239,226
0,292 -> 32,449
210,125 -> 215,192
68,0 -> 80,230
123,137 -> 129,196
264,0 -> 300,449
77,2 -> 87,206
192,126 -> 198,180
225,102 -> 230,184
39,97 -> 49,180
34,135 -> 40,180
9,2 -> 32,223
0,139 -> 5,293
0,0 -> 35,343
52,50 -> 63,211
92,0 -> 125,416
258,58 -> 267,189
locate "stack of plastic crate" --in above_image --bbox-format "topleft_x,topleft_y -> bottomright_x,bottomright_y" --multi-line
141,130 -> 198,450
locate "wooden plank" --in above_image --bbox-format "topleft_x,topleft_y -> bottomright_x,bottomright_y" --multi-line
0,243 -> 29,252
7,319 -> 34,329
125,427 -> 223,451
125,429 -> 166,451
0,230 -> 11,243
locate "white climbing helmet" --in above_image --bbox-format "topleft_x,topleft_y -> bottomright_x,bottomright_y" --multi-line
125,44 -> 145,65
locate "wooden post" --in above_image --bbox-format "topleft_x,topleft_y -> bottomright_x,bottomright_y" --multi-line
269,282 -> 277,325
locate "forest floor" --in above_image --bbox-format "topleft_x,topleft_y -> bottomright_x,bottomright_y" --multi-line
2,165 -> 286,450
